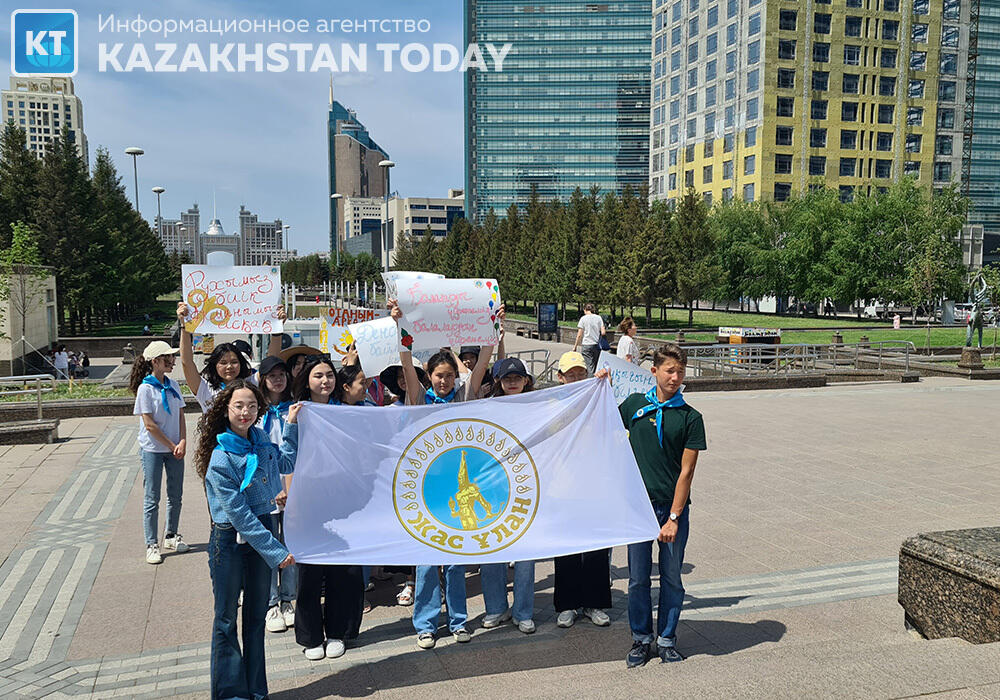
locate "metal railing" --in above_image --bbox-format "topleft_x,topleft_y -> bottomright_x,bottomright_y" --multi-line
0,374 -> 58,419
680,340 -> 916,378
506,349 -> 555,385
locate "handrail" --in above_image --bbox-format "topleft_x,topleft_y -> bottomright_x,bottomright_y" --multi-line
0,374 -> 57,420
679,340 -> 916,377
506,349 -> 555,385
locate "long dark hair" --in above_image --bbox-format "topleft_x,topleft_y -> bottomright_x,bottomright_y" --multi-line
489,375 -> 535,398
194,380 -> 266,481
128,357 -> 154,395
291,354 -> 338,402
200,343 -> 253,390
336,364 -> 365,404
426,350 -> 459,377
260,367 -> 293,405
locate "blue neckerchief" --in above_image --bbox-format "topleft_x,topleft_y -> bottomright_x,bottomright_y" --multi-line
631,387 -> 686,445
262,400 -> 293,434
215,428 -> 267,492
142,375 -> 182,414
425,387 -> 457,404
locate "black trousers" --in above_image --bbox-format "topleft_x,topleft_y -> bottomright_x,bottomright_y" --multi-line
553,548 -> 612,612
295,563 -> 364,648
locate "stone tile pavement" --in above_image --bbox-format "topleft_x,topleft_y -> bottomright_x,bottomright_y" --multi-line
0,377 -> 997,698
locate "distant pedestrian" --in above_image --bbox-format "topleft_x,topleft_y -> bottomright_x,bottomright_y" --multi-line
617,317 -> 640,365
53,345 -> 69,379
573,304 -> 606,375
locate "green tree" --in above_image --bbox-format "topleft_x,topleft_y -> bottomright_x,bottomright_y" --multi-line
0,123 -> 40,249
578,192 -> 622,316
781,188 -> 845,309
634,199 -> 672,325
391,228 -> 418,271
412,226 -> 440,273
0,221 -> 48,370
669,190 -> 718,326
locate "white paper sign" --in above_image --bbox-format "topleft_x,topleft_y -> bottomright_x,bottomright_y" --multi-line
349,316 -> 401,379
381,270 -> 445,300
597,351 -> 656,405
395,278 -> 502,351
182,265 -> 283,335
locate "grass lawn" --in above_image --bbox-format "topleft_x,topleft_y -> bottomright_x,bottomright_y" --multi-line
0,382 -> 193,403
74,299 -> 179,337
650,326 -> 997,348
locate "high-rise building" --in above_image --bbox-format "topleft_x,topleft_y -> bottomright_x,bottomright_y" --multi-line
649,0 -> 969,207
239,205 -> 286,266
967,0 -> 1000,263
154,203 -> 293,265
328,82 -> 390,259
464,0 -> 651,222
385,190 -> 466,268
2,76 -> 88,163
156,204 -> 201,261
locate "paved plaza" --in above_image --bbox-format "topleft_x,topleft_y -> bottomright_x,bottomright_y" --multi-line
0,370 -> 998,698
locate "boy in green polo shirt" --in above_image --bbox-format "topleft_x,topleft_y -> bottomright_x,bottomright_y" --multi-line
620,343 -> 706,667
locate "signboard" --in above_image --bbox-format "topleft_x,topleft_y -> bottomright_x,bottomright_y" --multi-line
394,277 -> 502,351
717,327 -> 782,339
324,307 -> 387,326
348,316 -> 400,379
320,307 -> 389,358
596,351 -> 656,405
182,265 -> 283,335
538,302 -> 558,334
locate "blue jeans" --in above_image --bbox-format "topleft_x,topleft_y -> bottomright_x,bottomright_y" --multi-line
627,504 -> 689,648
481,561 -> 535,622
140,450 -> 184,546
209,518 -> 273,700
412,565 -> 467,634
268,512 -> 296,607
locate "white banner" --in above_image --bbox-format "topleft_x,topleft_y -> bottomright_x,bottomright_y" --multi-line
182,265 -> 283,335
597,351 -> 656,405
348,315 -> 401,379
285,379 -> 658,565
394,277 -> 501,351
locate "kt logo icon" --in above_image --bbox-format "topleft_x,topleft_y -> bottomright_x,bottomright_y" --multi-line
11,9 -> 78,76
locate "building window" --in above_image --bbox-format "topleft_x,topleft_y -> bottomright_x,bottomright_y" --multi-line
884,0 -> 900,10
843,74 -> 859,94
909,51 -> 927,71
939,81 -> 956,101
724,133 -> 734,152
727,23 -> 737,46
883,20 -> 899,41
844,45 -> 861,65
880,49 -> 897,69
777,97 -> 794,117
671,50 -> 681,70
706,85 -> 717,106
688,68 -> 699,88
743,183 -> 755,202
876,132 -> 893,151
688,42 -> 699,62
708,5 -> 719,27
906,107 -> 923,126
685,169 -> 695,188
847,0 -> 862,6
903,161 -> 920,178
747,68 -> 759,90
726,51 -> 737,73
943,0 -> 959,20
879,76 -> 896,97
839,158 -> 856,176
707,33 -> 718,54
669,149 -> 678,166
905,134 -> 922,153
774,183 -> 792,201
706,59 -> 717,80
940,53 -> 958,75
845,17 -> 862,37
726,77 -> 736,100
726,105 -> 734,126
745,126 -> 757,147
688,94 -> 698,112
705,112 -> 716,133
934,162 -> 951,181
748,13 -> 761,35
748,40 -> 760,64
913,0 -> 929,15
778,68 -> 795,89
775,154 -> 793,174
779,10 -> 797,30
942,26 -> 959,48
776,126 -> 793,145
669,173 -> 677,190
911,23 -> 928,43
746,98 -> 759,121
704,192 -> 713,207
877,104 -> 894,123
938,109 -> 955,129
814,13 -> 832,33
671,100 -> 680,119
908,79 -> 925,99
723,159 -> 733,178
840,186 -> 855,203
842,102 -> 858,121
813,43 -> 830,62
744,155 -> 756,175
811,100 -> 828,119
672,25 -> 682,47
875,160 -> 892,178
723,187 -> 733,202
936,136 -> 953,155
704,139 -> 714,157
778,40 -> 796,60
689,16 -> 699,36
687,119 -> 697,138
812,71 -> 829,91
809,157 -> 826,176
703,165 -> 713,184
810,128 -> 827,148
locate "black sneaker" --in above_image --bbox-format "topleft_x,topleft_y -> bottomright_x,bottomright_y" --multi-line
658,646 -> 685,663
626,641 -> 651,668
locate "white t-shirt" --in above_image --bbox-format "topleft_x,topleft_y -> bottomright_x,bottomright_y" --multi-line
53,352 -> 69,370
577,314 -> 604,346
133,378 -> 184,453
195,373 -> 258,413
617,334 -> 639,364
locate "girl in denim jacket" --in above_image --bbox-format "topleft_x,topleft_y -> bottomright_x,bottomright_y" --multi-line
194,380 -> 301,700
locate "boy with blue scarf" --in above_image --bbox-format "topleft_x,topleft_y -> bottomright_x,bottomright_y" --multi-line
619,344 -> 706,667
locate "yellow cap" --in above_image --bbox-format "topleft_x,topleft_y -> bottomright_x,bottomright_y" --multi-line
557,351 -> 587,373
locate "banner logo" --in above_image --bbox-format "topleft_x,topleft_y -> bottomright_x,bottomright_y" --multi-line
12,9 -> 78,76
392,419 -> 538,555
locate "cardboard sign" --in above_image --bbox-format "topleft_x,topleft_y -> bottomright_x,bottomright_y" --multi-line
348,316 -> 400,379
182,265 -> 283,335
596,351 -> 656,405
325,307 -> 387,326
382,271 -> 445,300
394,277 -> 502,351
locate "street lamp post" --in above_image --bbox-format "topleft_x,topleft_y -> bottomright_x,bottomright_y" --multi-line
152,186 -> 165,239
125,147 -> 144,213
330,193 -> 343,269
282,225 -> 291,257
378,160 -> 395,273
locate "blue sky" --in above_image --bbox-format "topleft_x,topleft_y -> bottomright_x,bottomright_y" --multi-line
3,1 -> 467,254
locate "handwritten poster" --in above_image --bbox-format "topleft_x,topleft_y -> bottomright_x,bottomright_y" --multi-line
394,278 -> 502,351
381,271 -> 445,300
182,265 -> 283,335
596,351 -> 656,405
348,316 -> 400,378
325,307 -> 387,326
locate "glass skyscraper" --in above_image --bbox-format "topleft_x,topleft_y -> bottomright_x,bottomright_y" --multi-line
464,0 -> 651,222
968,1 -> 1000,254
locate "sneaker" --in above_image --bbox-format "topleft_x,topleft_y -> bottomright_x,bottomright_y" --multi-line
658,646 -> 685,663
416,633 -> 436,649
280,600 -> 295,627
304,644 -> 325,661
365,580 -> 375,592
516,619 -> 536,634
162,534 -> 190,553
626,641 -> 651,668
556,610 -> 577,628
453,627 -> 472,643
266,605 -> 287,633
325,639 -> 345,658
582,607 -> 610,627
145,544 -> 162,565
482,608 -> 512,629
397,583 -> 414,606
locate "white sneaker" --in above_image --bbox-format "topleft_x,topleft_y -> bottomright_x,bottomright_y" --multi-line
582,607 -> 610,626
325,639 -> 345,658
280,600 -> 295,627
162,534 -> 190,553
556,610 -> 576,628
416,633 -> 436,649
482,608 -> 512,629
516,619 -> 536,634
304,644 -> 325,661
265,605 -> 287,633
145,544 -> 162,565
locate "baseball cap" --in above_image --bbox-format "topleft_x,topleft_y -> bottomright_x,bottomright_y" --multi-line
232,340 -> 253,359
142,341 -> 180,360
492,357 -> 529,380
557,351 -> 587,374
257,356 -> 288,378
458,346 -> 481,359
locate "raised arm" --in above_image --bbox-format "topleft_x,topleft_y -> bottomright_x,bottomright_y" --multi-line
464,344 -> 495,400
389,300 -> 424,406
265,307 -> 287,358
495,304 -> 506,361
176,302 -> 202,395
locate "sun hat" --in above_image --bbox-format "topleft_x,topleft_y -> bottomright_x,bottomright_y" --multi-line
557,351 -> 587,374
278,345 -> 322,363
379,357 -> 429,397
142,341 -> 180,360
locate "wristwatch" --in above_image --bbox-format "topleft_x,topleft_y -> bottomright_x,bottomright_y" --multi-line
668,512 -> 680,522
